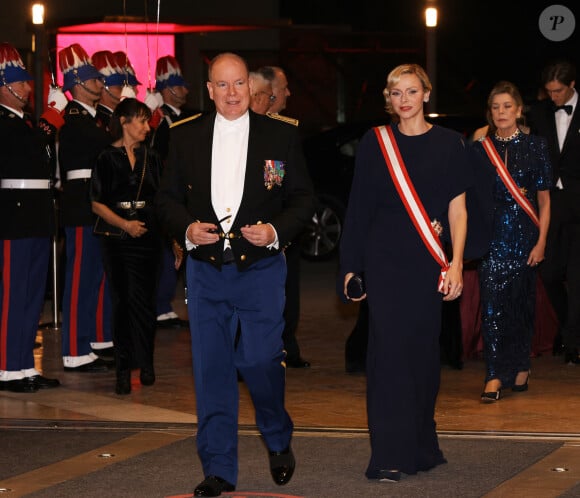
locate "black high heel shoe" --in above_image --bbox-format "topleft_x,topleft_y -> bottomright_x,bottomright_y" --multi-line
481,389 -> 501,402
481,380 -> 502,403
512,371 -> 530,392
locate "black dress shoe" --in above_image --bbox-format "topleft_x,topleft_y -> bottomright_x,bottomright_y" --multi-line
193,475 -> 235,497
139,368 -> 155,386
0,378 -> 39,393
268,446 -> 295,486
30,375 -> 61,389
156,317 -> 181,329
286,357 -> 311,368
64,358 -> 110,373
564,349 -> 580,364
378,469 -> 401,482
91,346 -> 115,361
115,370 -> 131,395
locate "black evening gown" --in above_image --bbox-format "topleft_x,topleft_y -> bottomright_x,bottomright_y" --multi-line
90,144 -> 162,373
340,124 -> 473,476
472,133 -> 552,387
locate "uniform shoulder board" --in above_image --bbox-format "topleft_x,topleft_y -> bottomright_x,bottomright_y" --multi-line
170,113 -> 202,128
266,112 -> 299,127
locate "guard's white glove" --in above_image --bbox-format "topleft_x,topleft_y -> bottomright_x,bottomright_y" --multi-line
47,86 -> 68,112
145,90 -> 163,111
120,85 -> 137,100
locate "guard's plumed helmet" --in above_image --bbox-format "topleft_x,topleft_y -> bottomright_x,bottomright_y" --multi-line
155,55 -> 187,91
0,42 -> 33,86
59,43 -> 102,92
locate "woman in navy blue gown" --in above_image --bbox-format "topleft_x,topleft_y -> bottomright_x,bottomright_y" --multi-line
339,64 -> 471,482
473,81 -> 551,402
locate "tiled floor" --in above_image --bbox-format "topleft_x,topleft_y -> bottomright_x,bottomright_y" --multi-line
2,258 -> 580,496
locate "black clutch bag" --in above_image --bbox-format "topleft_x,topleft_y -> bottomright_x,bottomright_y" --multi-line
93,217 -> 126,238
346,274 -> 365,299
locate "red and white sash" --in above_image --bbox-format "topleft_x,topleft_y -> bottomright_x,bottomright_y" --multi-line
481,136 -> 540,227
374,125 -> 449,291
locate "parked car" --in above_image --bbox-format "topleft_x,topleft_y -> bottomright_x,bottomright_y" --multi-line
299,114 -> 485,261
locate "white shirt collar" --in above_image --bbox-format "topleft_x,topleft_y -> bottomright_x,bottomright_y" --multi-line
565,88 -> 578,110
215,111 -> 249,129
73,99 -> 97,117
0,104 -> 24,118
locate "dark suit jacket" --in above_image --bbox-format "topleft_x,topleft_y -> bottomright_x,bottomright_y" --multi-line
527,98 -> 580,193
156,110 -> 315,270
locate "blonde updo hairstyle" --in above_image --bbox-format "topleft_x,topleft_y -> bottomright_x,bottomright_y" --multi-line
383,64 -> 432,120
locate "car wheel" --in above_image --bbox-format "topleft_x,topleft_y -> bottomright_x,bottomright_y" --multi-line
300,195 -> 344,261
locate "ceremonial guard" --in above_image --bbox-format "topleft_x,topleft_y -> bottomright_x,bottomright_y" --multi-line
0,43 -> 64,392
58,43 -> 113,372
150,55 -> 194,327
92,50 -> 138,132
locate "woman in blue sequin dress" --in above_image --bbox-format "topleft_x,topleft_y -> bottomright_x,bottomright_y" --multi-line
472,81 -> 552,402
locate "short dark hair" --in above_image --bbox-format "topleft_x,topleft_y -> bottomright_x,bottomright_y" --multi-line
541,60 -> 576,87
109,98 -> 151,141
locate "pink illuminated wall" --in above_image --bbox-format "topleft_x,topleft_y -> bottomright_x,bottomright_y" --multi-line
56,34 -> 174,99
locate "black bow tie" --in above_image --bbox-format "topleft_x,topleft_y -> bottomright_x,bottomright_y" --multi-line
553,104 -> 573,115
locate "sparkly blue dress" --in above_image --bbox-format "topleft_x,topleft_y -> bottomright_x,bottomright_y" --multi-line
473,131 -> 552,387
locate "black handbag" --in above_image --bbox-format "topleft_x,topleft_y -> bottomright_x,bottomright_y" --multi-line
93,150 -> 147,238
346,274 -> 365,299
93,216 -> 126,238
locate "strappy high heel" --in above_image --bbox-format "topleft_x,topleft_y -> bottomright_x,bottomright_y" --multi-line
512,370 -> 530,392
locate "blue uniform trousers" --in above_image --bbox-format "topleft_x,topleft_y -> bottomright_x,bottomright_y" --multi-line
1,238 -> 50,371
61,226 -> 112,356
187,253 -> 293,485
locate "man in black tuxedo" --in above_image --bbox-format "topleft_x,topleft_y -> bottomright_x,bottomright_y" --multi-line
156,52 -> 314,497
527,60 -> 580,363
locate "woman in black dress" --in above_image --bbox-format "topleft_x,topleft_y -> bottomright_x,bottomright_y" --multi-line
90,98 -> 164,394
339,64 -> 471,482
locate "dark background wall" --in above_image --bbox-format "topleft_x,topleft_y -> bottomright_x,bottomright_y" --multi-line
2,1 -> 578,135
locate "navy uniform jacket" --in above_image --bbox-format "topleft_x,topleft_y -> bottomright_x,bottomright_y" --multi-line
0,105 -> 56,239
156,110 -> 315,270
58,101 -> 111,227
96,103 -> 113,134
150,104 -> 197,161
527,99 -> 580,193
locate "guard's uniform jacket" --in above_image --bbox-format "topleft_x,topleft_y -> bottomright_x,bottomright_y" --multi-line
58,100 -> 113,360
1,105 -> 58,375
0,105 -> 56,239
58,100 -> 111,227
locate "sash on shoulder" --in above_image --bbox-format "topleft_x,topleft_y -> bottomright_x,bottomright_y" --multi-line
480,136 -> 539,227
374,125 -> 449,291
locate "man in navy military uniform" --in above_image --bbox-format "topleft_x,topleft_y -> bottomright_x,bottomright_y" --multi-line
156,52 -> 314,496
0,42 -> 63,392
58,43 -> 113,372
150,55 -> 195,328
258,65 -> 310,368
